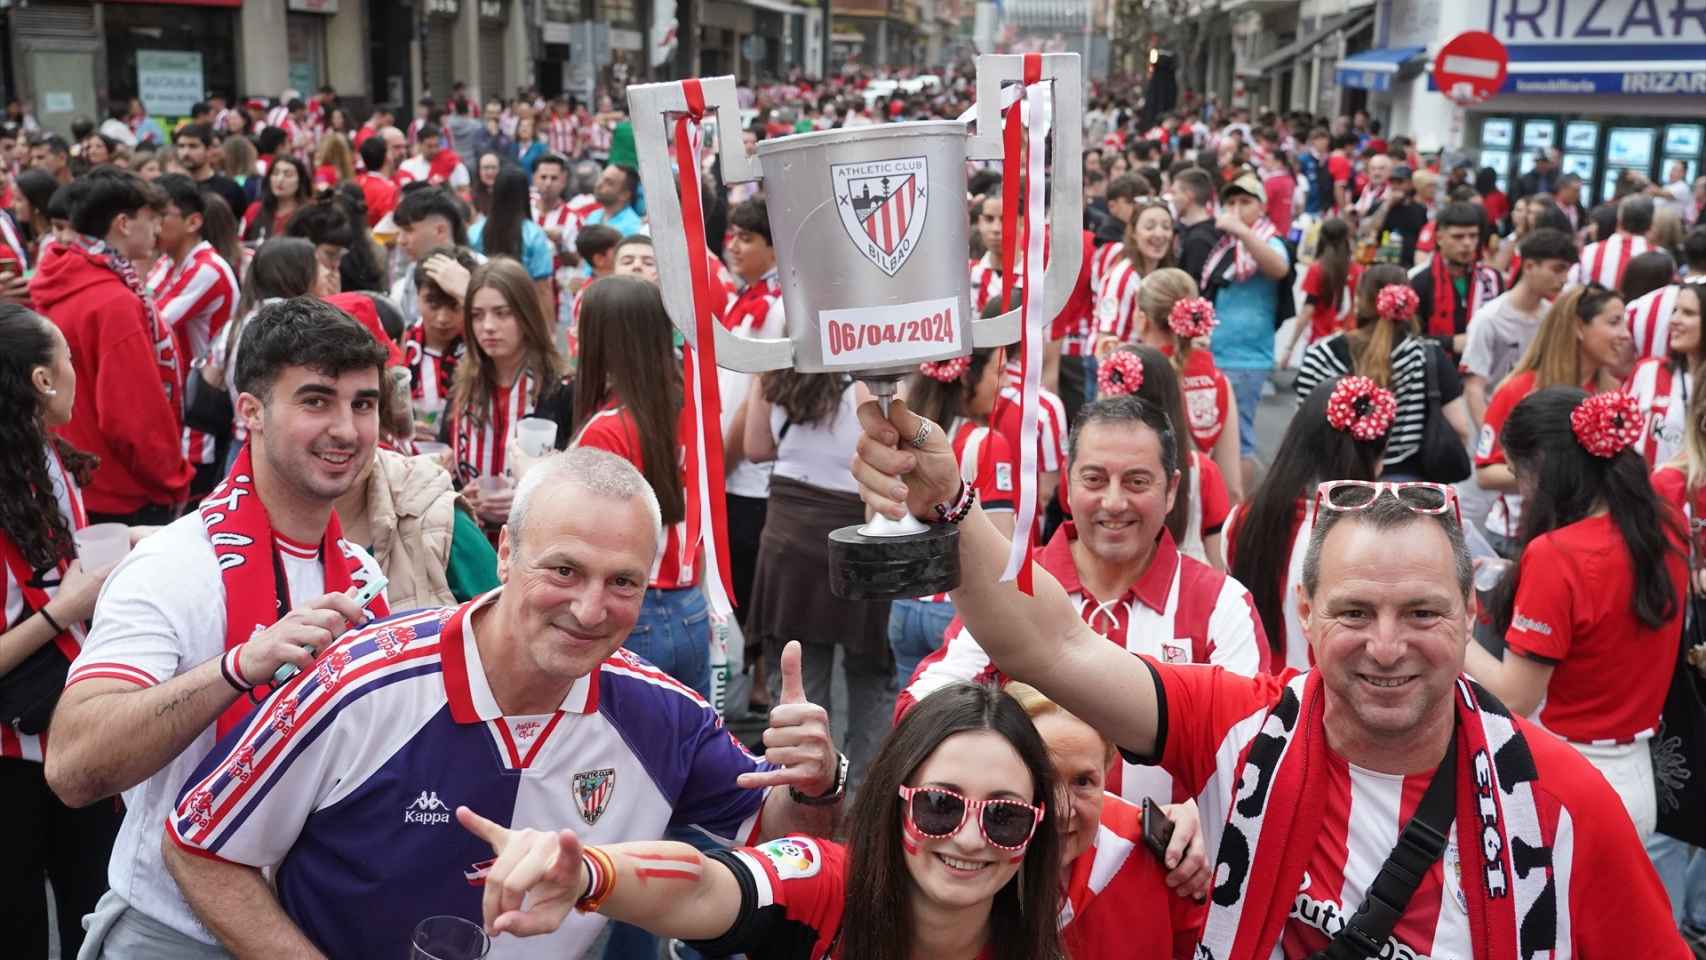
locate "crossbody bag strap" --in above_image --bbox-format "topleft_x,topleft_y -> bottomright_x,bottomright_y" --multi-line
1317,731 -> 1459,960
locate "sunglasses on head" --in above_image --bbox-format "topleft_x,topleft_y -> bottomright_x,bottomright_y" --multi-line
1314,480 -> 1462,527
898,785 -> 1044,851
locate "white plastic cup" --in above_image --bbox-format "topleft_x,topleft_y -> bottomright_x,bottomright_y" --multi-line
410,915 -> 489,960
1474,558 -> 1511,593
515,417 -> 557,458
74,523 -> 130,571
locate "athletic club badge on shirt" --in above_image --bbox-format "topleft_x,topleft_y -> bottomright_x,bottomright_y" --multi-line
574,767 -> 616,826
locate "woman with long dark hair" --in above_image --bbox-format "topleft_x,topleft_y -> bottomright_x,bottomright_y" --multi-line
1226,375 -> 1392,671
886,347 -> 1015,686
240,154 -> 311,242
1296,267 -> 1472,481
1475,283 -> 1630,554
1281,216 -> 1360,363
1467,387 -> 1686,839
9,168 -> 57,262
456,681 -> 1065,960
470,164 -> 555,316
0,305 -> 124,956
446,257 -> 571,530
571,275 -> 707,695
1627,282 -> 1704,467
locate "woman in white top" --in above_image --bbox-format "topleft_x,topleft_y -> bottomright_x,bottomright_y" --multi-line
1626,281 -> 1704,467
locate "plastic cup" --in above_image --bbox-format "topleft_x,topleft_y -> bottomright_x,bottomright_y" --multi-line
74,523 -> 130,571
515,417 -> 557,458
410,915 -> 489,960
1474,558 -> 1511,593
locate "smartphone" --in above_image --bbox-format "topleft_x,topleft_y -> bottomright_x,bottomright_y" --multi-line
1141,797 -> 1175,860
270,575 -> 388,686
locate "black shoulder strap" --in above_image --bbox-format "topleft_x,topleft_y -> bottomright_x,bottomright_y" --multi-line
1317,731 -> 1458,960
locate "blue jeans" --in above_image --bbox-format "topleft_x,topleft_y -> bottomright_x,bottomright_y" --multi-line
626,586 -> 712,700
1223,367 -> 1267,458
888,598 -> 957,688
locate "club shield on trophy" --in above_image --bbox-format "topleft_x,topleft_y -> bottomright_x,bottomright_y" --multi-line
628,54 -> 1083,600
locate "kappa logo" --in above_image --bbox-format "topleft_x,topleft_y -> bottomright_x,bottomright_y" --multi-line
573,767 -> 616,826
373,626 -> 409,658
405,789 -> 452,826
188,788 -> 214,827
832,156 -> 929,277
314,649 -> 352,690
230,744 -> 257,783
270,696 -> 299,734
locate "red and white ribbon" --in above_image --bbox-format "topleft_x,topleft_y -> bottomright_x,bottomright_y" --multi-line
673,81 -> 735,617
999,54 -> 1049,593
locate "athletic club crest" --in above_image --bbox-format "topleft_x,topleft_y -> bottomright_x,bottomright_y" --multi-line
832,156 -> 928,277
573,767 -> 616,826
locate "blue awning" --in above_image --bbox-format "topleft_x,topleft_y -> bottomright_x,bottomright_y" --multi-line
1337,46 -> 1427,92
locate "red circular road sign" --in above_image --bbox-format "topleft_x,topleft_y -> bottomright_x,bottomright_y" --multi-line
1435,31 -> 1509,105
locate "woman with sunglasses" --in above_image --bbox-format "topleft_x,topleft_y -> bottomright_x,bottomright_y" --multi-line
456,682 -> 1065,960
1626,281 -> 1705,467
1225,375 -> 1394,672
1474,283 -> 1631,556
1093,197 -> 1176,353
1466,388 -> 1686,841
1005,680 -> 1208,957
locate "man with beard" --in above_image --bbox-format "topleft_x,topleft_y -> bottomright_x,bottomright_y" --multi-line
582,163 -> 643,236
1408,202 -> 1505,361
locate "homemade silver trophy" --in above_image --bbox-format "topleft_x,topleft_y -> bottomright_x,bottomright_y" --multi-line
628,54 -> 1083,600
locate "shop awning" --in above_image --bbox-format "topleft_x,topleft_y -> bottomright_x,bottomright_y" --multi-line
1238,10 -> 1372,78
1336,46 -> 1427,91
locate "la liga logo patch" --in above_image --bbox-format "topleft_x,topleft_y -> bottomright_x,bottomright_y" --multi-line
755,836 -> 822,880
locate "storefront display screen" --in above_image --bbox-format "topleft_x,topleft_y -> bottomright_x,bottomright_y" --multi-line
1480,150 -> 1510,186
1666,125 -> 1703,157
1522,120 -> 1555,149
1606,128 -> 1655,168
1561,153 -> 1595,180
1564,122 -> 1598,152
1482,119 -> 1514,149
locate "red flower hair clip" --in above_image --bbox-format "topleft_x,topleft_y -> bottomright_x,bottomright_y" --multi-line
1570,392 -> 1642,458
1097,350 -> 1145,398
1325,376 -> 1398,441
1375,284 -> 1420,324
919,356 -> 971,383
1167,297 -> 1217,340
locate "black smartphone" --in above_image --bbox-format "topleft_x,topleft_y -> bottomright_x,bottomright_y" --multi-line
1141,797 -> 1174,859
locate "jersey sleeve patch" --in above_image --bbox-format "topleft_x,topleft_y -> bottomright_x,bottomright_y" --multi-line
754,836 -> 824,880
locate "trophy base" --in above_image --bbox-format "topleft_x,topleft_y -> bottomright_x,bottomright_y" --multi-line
827,522 -> 960,600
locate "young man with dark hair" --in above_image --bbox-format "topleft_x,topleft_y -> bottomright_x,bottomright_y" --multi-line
31,169 -> 188,524
1572,194 -> 1655,289
354,103 -> 392,148
172,122 -> 247,217
573,222 -> 622,278
1462,227 -> 1577,423
396,122 -> 469,190
404,244 -> 477,440
584,163 -> 642,235
531,152 -> 579,253
611,234 -> 657,283
355,133 -> 400,227
1169,167 -> 1219,280
1408,201 -> 1505,360
30,134 -> 70,185
47,298 -> 391,958
388,184 -> 474,329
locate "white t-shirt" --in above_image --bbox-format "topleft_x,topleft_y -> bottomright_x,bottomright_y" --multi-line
719,279 -> 787,500
63,512 -> 383,943
396,154 -> 471,190
1461,291 -> 1547,387
769,382 -> 863,494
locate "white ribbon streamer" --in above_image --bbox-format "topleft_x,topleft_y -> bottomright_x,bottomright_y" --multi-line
999,79 -> 1051,584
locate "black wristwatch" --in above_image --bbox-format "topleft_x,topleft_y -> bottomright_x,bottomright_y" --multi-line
789,752 -> 849,806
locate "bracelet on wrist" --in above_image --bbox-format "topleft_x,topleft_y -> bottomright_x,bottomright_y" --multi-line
38,606 -> 66,635
790,752 -> 849,806
575,846 -> 618,913
220,646 -> 255,693
932,481 -> 977,525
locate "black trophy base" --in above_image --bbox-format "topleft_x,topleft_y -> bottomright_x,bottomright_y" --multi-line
827,521 -> 960,600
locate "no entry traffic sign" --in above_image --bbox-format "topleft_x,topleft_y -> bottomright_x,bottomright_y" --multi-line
1435,31 -> 1508,105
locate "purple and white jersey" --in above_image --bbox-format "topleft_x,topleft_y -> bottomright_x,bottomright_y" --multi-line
167,590 -> 772,959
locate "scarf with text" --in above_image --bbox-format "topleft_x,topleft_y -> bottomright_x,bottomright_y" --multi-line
199,444 -> 388,737
1426,256 -> 1500,340
1198,670 -> 1553,960
1200,217 -> 1278,292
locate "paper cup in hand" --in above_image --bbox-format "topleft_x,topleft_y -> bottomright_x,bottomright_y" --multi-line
74,523 -> 131,571
516,417 -> 557,458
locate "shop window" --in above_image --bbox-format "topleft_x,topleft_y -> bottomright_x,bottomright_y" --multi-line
287,13 -> 328,96
601,0 -> 639,28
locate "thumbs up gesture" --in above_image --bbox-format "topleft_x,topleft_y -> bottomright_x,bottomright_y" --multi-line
735,640 -> 838,798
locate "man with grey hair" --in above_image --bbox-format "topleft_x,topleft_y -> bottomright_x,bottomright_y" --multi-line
161,447 -> 846,959
849,398 -> 1685,958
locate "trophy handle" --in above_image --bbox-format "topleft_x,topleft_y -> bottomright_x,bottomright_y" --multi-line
964,54 -> 1084,350
626,77 -> 793,374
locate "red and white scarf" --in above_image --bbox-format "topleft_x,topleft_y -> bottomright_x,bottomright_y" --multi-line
452,371 -> 537,487
67,232 -> 183,406
1200,671 -> 1551,960
1200,217 -> 1278,291
1425,256 -> 1500,340
199,444 -> 388,736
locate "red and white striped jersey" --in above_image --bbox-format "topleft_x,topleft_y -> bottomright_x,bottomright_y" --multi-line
567,193 -> 602,222
1,444 -> 87,762
147,241 -> 240,363
992,359 -> 1069,475
1095,256 -> 1143,344
1627,284 -> 1680,362
1568,232 -> 1652,290
968,251 -> 1022,314
1060,793 -> 1203,959
532,195 -> 584,246
401,325 -> 463,415
544,113 -> 578,157
1090,240 -> 1124,299
1625,356 -> 1687,467
722,270 -> 782,334
919,418 -> 1016,603
450,372 -> 537,486
572,400 -> 697,590
897,524 -> 1267,806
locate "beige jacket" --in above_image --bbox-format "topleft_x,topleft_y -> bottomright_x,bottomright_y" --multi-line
365,449 -> 462,611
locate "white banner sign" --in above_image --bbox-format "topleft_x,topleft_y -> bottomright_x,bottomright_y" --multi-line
818,297 -> 963,367
137,50 -> 204,117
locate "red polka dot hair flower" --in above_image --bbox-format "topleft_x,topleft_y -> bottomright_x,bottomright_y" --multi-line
1325,376 -> 1398,441
1570,391 -> 1642,458
1375,284 -> 1420,324
1097,350 -> 1145,398
919,356 -> 970,383
1167,297 -> 1217,340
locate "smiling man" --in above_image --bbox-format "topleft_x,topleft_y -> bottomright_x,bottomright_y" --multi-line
160,447 -> 845,959
897,395 -> 1265,808
849,396 -> 1687,959
46,299 -> 391,958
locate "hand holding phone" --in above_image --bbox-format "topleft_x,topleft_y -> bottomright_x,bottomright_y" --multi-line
270,575 -> 388,686
1141,797 -> 1175,859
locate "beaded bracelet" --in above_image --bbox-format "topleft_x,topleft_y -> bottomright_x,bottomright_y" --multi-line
219,646 -> 255,693
933,481 -> 978,525
576,846 -> 618,913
